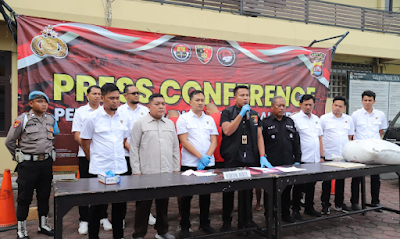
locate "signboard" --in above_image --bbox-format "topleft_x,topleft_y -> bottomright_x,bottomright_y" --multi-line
17,16 -> 332,165
348,72 -> 400,121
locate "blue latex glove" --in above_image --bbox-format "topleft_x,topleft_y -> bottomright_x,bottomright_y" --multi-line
260,156 -> 273,168
294,162 -> 300,165
239,104 -> 251,117
105,170 -> 115,176
197,161 -> 206,170
199,155 -> 211,167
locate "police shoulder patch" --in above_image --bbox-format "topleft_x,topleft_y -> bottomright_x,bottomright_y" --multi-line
13,120 -> 21,128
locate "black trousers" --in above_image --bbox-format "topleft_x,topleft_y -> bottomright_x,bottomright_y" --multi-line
223,160 -> 259,223
292,182 -> 316,210
78,157 -> 108,222
133,198 -> 169,238
88,202 -> 126,239
320,179 -> 345,207
16,157 -> 53,221
351,175 -> 380,205
180,166 -> 215,229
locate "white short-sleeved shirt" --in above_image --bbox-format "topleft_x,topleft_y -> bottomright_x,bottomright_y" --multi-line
80,106 -> 129,175
351,108 -> 387,140
118,103 -> 149,156
71,103 -> 100,157
291,110 -> 323,163
176,110 -> 219,167
320,112 -> 354,160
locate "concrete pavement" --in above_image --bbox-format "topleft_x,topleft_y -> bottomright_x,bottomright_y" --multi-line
1,177 -> 399,238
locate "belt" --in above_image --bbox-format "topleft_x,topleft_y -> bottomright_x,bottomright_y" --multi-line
23,154 -> 50,161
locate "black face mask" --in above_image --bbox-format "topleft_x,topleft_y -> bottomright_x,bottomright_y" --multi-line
131,100 -> 139,105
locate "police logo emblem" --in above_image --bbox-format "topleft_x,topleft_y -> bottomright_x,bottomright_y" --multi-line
195,45 -> 213,64
251,115 -> 258,124
310,52 -> 326,80
271,135 -> 275,139
31,25 -> 68,58
171,43 -> 192,62
13,120 -> 21,128
217,47 -> 235,66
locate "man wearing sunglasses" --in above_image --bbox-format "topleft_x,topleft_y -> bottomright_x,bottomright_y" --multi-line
118,85 -> 155,225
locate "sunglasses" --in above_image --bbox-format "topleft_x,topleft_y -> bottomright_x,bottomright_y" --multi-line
127,92 -> 140,96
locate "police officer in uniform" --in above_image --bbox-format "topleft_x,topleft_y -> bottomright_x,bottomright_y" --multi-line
219,85 -> 267,231
260,96 -> 301,223
5,91 -> 58,239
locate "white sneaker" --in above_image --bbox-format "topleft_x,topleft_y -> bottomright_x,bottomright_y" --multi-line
100,218 -> 113,231
148,213 -> 156,225
78,221 -> 88,235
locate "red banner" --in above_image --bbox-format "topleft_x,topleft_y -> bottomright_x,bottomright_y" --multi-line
17,16 -> 332,165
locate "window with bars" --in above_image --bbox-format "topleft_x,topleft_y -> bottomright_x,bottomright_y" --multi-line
328,62 -> 374,98
0,51 -> 11,137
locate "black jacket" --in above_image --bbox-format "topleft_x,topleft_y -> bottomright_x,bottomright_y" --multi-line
261,114 -> 301,166
220,105 -> 260,163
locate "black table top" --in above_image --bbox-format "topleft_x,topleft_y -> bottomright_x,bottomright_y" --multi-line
53,164 -> 400,197
53,167 -> 276,197
274,163 -> 400,178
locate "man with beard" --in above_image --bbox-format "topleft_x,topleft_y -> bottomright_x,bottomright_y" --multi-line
80,83 -> 128,239
118,85 -> 155,226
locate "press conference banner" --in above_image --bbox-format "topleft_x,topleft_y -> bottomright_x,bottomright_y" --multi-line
17,15 -> 332,165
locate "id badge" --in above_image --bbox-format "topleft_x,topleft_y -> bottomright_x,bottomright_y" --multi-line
242,135 -> 248,144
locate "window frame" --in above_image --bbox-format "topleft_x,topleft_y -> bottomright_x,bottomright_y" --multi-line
0,51 -> 12,137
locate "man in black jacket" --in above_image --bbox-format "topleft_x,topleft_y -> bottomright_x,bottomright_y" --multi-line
260,96 -> 301,223
219,85 -> 269,231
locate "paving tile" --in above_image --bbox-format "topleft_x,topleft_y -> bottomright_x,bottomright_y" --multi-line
0,177 -> 399,239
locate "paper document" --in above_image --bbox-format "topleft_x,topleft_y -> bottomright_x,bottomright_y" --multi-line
275,166 -> 306,172
248,167 -> 281,173
323,162 -> 366,168
193,171 -> 217,177
181,169 -> 217,177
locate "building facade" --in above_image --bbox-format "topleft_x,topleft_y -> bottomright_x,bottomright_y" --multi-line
1,0 -> 400,172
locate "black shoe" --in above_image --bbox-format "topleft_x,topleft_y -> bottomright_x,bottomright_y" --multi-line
282,215 -> 296,223
220,222 -> 231,232
199,225 -> 216,234
321,204 -> 330,215
351,204 -> 361,211
371,203 -> 383,212
38,216 -> 54,236
180,228 -> 191,238
292,210 -> 303,221
245,220 -> 259,229
335,204 -> 353,213
304,207 -> 321,217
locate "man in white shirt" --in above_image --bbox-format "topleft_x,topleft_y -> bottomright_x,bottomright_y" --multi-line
80,83 -> 129,239
176,90 -> 218,238
291,94 -> 324,219
71,85 -> 112,234
118,85 -> 156,225
130,93 -> 180,239
351,90 -> 387,212
319,96 -> 355,215
118,85 -> 149,174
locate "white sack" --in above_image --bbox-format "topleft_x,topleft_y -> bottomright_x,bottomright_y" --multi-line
342,139 -> 400,165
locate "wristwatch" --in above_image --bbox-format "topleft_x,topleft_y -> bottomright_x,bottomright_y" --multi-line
320,156 -> 325,159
